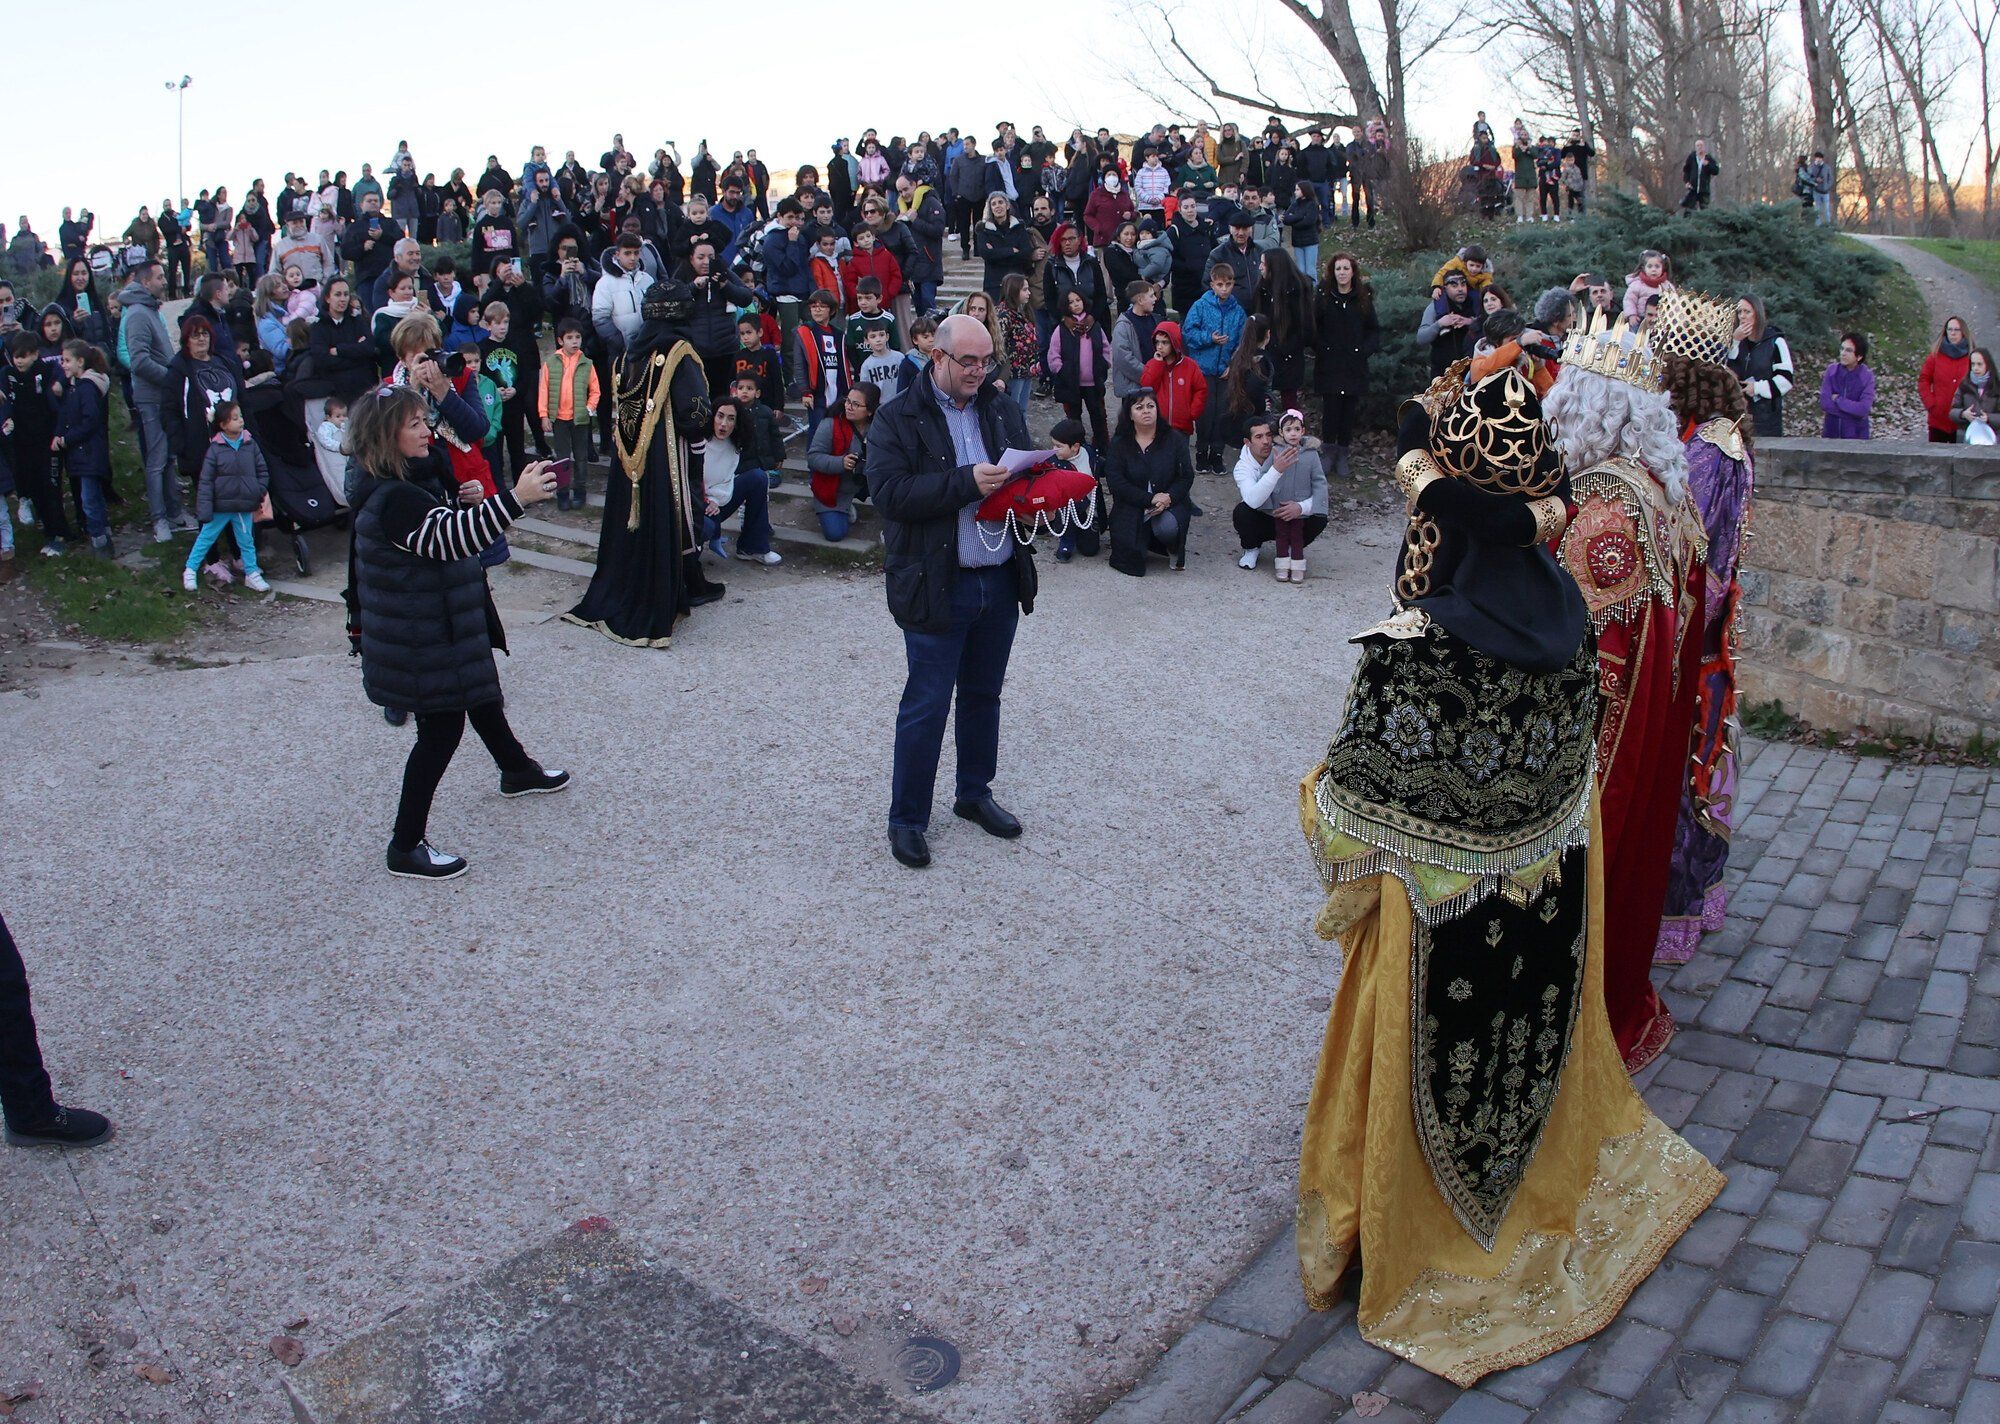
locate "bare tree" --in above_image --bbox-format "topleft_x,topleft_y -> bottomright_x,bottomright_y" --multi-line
1798,0 -> 1842,165
1961,0 -> 1999,226
1112,0 -> 1450,151
1858,0 -> 1967,227
1492,0 -> 1779,202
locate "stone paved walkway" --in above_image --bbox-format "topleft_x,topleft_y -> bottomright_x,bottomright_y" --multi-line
1100,738 -> 2000,1423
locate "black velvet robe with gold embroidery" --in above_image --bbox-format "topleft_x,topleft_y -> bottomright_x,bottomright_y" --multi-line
566,326 -> 725,647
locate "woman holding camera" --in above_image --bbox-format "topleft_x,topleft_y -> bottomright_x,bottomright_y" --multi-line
345,372 -> 567,881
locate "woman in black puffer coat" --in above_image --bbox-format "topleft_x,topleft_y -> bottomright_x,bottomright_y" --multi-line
974,195 -> 1038,296
345,378 -> 566,880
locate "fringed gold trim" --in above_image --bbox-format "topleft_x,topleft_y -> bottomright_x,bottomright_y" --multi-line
1302,761 -> 1595,930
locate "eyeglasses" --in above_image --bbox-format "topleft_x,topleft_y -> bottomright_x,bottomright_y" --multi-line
938,350 -> 999,375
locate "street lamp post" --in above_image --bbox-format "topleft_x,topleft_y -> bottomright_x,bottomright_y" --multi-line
164,76 -> 191,206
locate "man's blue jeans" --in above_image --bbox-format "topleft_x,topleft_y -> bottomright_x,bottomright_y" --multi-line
702,470 -> 774,555
890,561 -> 1018,830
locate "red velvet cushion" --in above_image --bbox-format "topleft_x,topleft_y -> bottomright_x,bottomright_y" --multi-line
977,465 -> 1098,523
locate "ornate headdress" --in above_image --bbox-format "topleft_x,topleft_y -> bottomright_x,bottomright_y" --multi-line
1558,289 -> 1736,394
1430,366 -> 1561,495
1395,367 -> 1565,603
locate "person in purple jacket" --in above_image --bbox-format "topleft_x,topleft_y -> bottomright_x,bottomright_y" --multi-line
1819,331 -> 1875,439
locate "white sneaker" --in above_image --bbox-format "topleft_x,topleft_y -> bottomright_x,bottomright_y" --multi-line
737,549 -> 782,565
181,567 -> 197,591
244,572 -> 271,592
174,512 -> 200,532
153,518 -> 173,544
16,502 -> 32,529
1238,548 -> 1260,570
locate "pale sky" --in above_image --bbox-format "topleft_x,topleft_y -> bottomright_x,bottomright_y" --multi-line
3,0 -> 1493,239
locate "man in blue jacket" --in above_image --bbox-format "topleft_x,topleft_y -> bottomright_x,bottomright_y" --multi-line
711,178 -> 756,266
868,314 -> 1038,869
760,199 -> 814,360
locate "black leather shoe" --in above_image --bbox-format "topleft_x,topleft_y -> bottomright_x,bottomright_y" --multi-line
6,1105 -> 114,1149
953,797 -> 1022,839
889,826 -> 932,868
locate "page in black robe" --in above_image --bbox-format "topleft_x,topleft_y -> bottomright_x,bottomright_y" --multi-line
566,335 -> 724,646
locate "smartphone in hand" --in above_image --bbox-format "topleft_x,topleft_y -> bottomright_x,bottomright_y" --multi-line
548,457 -> 574,490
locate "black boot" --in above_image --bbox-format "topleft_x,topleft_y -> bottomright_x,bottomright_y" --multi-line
6,1104 -> 114,1148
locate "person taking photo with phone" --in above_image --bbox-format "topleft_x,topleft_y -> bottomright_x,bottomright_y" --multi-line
344,378 -> 568,881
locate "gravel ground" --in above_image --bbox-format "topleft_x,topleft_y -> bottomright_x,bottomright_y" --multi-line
0,475 -> 1407,1424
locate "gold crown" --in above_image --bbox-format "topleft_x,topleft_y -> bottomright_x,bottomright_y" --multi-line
1559,320 -> 1662,392
1647,288 -> 1738,367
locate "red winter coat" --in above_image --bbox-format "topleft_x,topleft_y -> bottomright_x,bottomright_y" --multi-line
1920,349 -> 1971,435
448,369 -> 499,495
1083,186 -> 1136,249
842,245 -> 904,313
1140,322 -> 1209,434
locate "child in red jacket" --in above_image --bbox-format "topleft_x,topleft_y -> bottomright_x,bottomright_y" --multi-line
841,225 -> 903,314
1139,320 -> 1209,437
809,230 -> 847,312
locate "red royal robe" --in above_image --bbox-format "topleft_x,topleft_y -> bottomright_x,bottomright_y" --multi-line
1558,456 -> 1707,1071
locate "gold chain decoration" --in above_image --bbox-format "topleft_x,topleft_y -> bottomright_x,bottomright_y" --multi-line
1395,449 -> 1445,603
1400,514 -> 1442,602
610,344 -> 700,535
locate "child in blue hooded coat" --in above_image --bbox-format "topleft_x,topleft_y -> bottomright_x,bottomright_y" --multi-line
1181,263 -> 1246,470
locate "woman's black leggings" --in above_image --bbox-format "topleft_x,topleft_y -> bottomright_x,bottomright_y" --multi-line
392,702 -> 535,850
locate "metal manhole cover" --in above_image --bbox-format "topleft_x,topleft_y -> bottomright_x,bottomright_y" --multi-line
894,1336 -> 960,1393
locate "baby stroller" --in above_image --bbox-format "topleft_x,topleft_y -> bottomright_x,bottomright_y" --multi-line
242,376 -> 343,574
262,456 -> 344,574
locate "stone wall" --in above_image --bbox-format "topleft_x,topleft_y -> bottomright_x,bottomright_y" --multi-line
1738,439 -> 2000,743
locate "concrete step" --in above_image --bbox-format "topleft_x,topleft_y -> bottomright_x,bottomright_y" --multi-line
264,576 -> 558,625
285,1221 -> 930,1424
515,507 -> 879,564
505,544 -> 596,578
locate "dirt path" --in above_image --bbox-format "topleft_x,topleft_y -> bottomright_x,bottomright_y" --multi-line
1852,234 -> 2000,347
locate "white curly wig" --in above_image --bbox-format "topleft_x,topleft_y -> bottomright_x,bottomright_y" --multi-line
1543,365 -> 1690,504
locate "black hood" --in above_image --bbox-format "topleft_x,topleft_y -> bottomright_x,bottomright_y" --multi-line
626,279 -> 698,364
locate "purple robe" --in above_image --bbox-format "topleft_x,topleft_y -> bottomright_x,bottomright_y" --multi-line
1657,423 -> 1753,963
